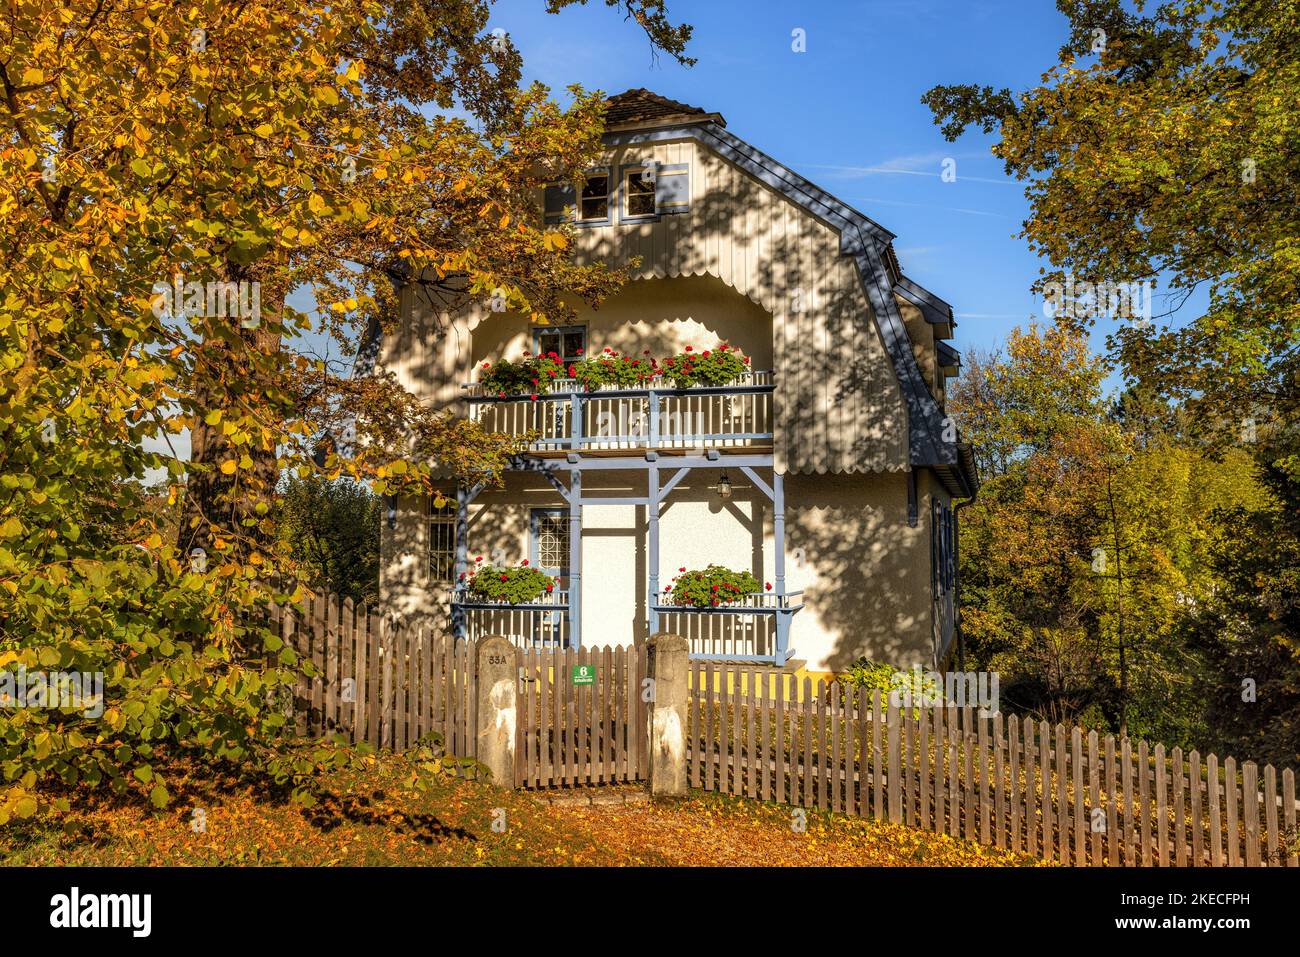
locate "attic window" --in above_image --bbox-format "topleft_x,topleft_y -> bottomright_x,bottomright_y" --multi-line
619,162 -> 690,221
579,171 -> 610,222
624,168 -> 657,217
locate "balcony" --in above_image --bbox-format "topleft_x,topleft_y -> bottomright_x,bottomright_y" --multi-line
451,586 -> 571,650
462,371 -> 774,453
652,590 -> 804,663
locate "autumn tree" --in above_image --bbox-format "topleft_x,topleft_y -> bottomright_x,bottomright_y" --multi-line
928,0 -> 1298,757
924,0 -> 1299,449
0,0 -> 689,820
278,476 -> 380,606
950,324 -> 1271,743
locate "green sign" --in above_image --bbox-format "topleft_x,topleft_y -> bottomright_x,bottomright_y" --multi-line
571,664 -> 595,686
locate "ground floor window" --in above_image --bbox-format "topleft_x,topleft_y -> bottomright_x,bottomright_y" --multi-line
429,496 -> 456,582
530,508 -> 570,579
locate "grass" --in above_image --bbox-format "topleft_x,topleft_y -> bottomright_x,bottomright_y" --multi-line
0,754 -> 1043,867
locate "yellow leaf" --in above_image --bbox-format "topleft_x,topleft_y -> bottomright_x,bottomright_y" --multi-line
254,123 -> 273,138
219,460 -> 237,475
20,67 -> 43,85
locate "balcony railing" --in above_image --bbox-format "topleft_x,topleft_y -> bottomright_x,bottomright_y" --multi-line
462,371 -> 774,451
651,590 -> 803,663
447,586 -> 802,662
450,587 -> 570,650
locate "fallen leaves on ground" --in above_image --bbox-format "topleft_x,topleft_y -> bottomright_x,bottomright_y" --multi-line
546,790 -> 1045,866
0,755 -> 1041,867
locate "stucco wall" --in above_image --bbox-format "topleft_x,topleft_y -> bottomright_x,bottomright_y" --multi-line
469,274 -> 774,375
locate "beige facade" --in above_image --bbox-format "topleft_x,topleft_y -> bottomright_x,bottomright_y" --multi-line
375,91 -> 973,673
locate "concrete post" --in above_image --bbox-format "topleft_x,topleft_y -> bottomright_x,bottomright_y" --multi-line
646,633 -> 690,797
474,636 -> 516,788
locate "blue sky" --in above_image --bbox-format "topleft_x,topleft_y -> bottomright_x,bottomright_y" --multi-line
496,0 -> 1069,358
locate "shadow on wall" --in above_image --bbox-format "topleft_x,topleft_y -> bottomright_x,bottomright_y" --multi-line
786,473 -> 933,673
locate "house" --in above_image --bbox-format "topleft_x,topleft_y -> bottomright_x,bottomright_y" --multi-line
374,89 -> 978,674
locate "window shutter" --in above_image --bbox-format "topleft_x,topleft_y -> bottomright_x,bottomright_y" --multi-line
544,183 -> 575,224
654,164 -> 689,213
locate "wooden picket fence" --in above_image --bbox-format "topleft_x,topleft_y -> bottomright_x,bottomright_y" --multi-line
688,665 -> 1300,868
281,592 -> 650,787
281,592 -> 476,759
514,644 -> 650,788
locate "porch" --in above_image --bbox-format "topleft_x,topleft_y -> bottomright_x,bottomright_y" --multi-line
449,449 -> 800,665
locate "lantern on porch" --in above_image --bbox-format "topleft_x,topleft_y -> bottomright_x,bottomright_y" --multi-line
713,470 -> 732,502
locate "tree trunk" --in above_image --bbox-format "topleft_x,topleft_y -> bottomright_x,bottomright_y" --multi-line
178,261 -> 288,560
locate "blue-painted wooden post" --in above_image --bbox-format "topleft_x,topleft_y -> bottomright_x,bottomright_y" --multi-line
453,485 -> 470,640
648,389 -> 660,449
570,393 -> 582,450
568,469 -> 582,648
647,457 -> 660,636
773,470 -> 789,660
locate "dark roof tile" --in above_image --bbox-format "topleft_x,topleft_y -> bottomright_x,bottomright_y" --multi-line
603,88 -> 725,129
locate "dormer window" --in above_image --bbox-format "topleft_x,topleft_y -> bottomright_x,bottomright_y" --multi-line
624,167 -> 657,218
579,170 -> 610,222
544,162 -> 689,225
620,161 -> 690,221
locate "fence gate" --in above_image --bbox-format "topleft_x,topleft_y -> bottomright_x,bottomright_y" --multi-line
514,643 -> 650,788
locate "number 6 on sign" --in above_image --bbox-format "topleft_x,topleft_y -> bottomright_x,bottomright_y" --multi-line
572,664 -> 594,686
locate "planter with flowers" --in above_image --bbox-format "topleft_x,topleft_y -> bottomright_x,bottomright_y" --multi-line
660,343 -> 750,389
570,347 -> 660,391
460,558 -> 557,604
666,564 -> 766,608
477,342 -> 755,397
477,353 -> 566,399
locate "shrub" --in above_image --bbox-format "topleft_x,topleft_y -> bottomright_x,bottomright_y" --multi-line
668,564 -> 762,607
570,348 -> 659,390
463,560 -> 556,603
836,657 -> 942,715
278,475 -> 380,606
660,342 -> 749,388
477,353 -> 566,397
836,658 -> 898,695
